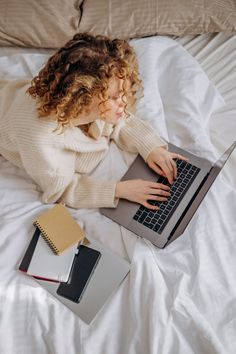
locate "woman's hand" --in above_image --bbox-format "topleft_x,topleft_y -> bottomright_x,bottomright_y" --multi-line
146,146 -> 188,184
115,179 -> 171,210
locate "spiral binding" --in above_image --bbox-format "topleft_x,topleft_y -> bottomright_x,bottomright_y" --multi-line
34,222 -> 59,255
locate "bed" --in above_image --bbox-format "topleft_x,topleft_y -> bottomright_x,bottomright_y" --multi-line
0,1 -> 236,354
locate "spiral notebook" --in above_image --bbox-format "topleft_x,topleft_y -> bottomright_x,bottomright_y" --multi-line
33,204 -> 85,255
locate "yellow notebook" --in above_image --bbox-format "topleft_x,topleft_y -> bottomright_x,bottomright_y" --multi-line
33,204 -> 85,255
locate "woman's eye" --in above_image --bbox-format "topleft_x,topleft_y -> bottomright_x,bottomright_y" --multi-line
108,94 -> 121,101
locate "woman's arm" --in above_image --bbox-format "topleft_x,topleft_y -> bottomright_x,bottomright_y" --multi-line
111,114 -> 167,161
58,173 -> 118,208
111,114 -> 187,184
17,139 -> 119,209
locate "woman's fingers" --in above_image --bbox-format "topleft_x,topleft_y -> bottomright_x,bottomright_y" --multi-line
150,157 -> 174,184
149,162 -> 165,176
170,158 -> 177,179
171,153 -> 188,161
159,162 -> 174,184
149,161 -> 173,182
149,182 -> 171,191
143,201 -> 159,211
149,188 -> 171,197
147,195 -> 169,202
150,154 -> 188,184
142,193 -> 170,210
168,153 -> 188,180
139,180 -> 173,210
166,159 -> 175,182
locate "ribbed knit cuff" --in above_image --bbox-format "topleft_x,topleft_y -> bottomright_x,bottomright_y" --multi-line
123,115 -> 167,161
64,176 -> 118,208
136,131 -> 167,161
93,180 -> 118,208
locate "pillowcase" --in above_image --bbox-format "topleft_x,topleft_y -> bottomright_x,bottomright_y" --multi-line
78,0 -> 236,38
0,0 -> 82,48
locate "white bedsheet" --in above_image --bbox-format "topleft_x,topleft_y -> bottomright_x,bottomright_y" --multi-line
0,36 -> 236,354
176,33 -> 236,191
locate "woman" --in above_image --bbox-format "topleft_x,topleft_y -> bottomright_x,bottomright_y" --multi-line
0,32 -> 186,210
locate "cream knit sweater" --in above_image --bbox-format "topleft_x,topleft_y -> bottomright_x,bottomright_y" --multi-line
0,80 -> 166,208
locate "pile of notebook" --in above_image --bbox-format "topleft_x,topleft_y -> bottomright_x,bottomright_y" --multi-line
19,204 -> 87,282
18,204 -> 130,324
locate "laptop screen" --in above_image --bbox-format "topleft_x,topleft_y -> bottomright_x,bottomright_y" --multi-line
213,141 -> 236,170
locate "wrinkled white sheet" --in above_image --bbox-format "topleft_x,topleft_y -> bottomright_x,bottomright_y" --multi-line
176,33 -> 236,190
0,36 -> 236,354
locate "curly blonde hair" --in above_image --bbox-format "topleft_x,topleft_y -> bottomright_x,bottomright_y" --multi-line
27,32 -> 142,130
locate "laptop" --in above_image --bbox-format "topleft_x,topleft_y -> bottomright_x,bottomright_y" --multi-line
101,141 -> 236,248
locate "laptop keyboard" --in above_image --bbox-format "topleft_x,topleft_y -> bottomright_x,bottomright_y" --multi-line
133,160 -> 200,233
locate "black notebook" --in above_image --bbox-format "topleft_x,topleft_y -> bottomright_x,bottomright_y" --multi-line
19,228 -> 41,273
57,245 -> 101,303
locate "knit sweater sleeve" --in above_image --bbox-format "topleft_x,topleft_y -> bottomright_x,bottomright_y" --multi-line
39,172 -> 118,209
18,145 -> 118,209
59,174 -> 118,209
111,114 -> 167,161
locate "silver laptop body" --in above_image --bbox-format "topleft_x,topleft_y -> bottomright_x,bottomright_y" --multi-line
35,238 -> 130,324
101,142 -> 236,248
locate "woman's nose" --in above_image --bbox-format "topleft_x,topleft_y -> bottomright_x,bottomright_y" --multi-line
117,95 -> 125,107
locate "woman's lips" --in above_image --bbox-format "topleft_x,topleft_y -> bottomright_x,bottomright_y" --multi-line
116,112 -> 123,118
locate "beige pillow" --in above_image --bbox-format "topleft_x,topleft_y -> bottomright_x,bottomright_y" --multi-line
78,0 -> 236,38
0,0 -> 82,48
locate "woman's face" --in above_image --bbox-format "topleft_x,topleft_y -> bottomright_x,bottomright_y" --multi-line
99,77 -> 127,125
72,77 -> 127,127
